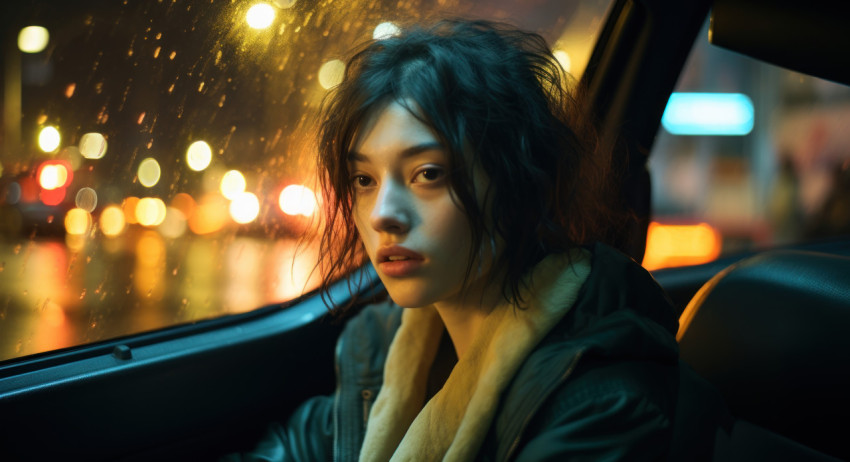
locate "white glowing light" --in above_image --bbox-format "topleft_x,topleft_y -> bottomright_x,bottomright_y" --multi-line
220,170 -> 246,199
79,132 -> 107,159
186,141 -> 212,171
75,187 -> 98,212
39,164 -> 67,190
18,26 -> 50,53
318,59 -> 345,90
135,197 -> 167,227
138,158 -> 162,187
553,49 -> 572,74
662,93 -> 754,136
373,22 -> 401,40
279,184 -> 318,217
38,126 -> 61,153
230,192 -> 261,224
246,3 -> 275,29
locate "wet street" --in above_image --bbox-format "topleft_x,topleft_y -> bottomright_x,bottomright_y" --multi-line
0,232 -> 321,362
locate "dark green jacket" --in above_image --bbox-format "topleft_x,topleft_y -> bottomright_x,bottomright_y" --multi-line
234,243 -> 682,461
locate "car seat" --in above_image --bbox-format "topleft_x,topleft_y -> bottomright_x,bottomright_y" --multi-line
675,250 -> 850,461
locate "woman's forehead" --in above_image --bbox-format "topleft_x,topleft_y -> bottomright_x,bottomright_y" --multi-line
351,100 -> 441,157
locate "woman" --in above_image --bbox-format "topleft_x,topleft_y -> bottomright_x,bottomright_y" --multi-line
232,19 -> 681,461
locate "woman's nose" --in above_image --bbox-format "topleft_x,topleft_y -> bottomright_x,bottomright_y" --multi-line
370,178 -> 411,234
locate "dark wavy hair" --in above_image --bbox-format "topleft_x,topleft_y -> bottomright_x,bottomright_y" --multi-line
316,19 -> 624,310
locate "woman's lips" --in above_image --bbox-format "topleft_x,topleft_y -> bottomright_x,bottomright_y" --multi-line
377,245 -> 424,277
379,259 -> 423,277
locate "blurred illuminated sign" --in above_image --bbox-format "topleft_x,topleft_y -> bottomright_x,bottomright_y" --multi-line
661,93 -> 754,135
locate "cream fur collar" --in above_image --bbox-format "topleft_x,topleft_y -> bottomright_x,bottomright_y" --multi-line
359,249 -> 592,462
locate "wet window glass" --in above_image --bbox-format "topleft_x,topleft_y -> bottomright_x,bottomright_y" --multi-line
645,22 -> 850,270
0,0 -> 613,361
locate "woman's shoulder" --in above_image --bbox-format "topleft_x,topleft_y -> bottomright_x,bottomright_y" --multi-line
337,299 -> 404,376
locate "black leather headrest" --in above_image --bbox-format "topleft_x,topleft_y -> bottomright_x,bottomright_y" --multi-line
677,250 -> 850,459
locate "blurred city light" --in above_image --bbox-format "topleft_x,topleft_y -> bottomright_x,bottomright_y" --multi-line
6,182 -> 22,204
99,205 -> 126,237
123,197 -> 140,224
135,197 -> 167,227
279,184 -> 318,216
38,126 -> 61,153
230,192 -> 260,224
186,141 -> 212,171
40,187 -> 66,206
662,93 -> 754,136
246,3 -> 275,29
171,192 -> 196,218
553,49 -> 572,73
138,158 -> 162,187
189,194 -> 229,234
75,187 -> 98,212
79,132 -> 108,159
220,170 -> 246,199
18,26 -> 50,53
642,222 -> 722,270
159,207 -> 188,238
39,164 -> 68,190
64,208 -> 93,236
318,59 -> 345,90
373,22 -> 401,40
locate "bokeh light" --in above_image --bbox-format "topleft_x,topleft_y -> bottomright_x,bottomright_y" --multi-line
279,184 -> 318,216
40,187 -> 66,206
75,187 -> 98,212
220,170 -> 246,199
186,141 -> 212,172
135,197 -> 167,227
18,26 -> 49,53
79,132 -> 107,159
39,164 -> 68,190
171,192 -> 196,219
229,192 -> 260,224
138,158 -> 162,187
6,182 -> 22,205
246,3 -> 275,29
38,126 -> 61,153
159,207 -> 187,238
186,141 -> 212,171
137,230 -> 166,268
373,22 -> 401,40
99,205 -> 126,237
189,194 -> 229,235
643,222 -> 722,270
553,49 -> 572,74
318,59 -> 345,90
271,0 -> 295,8
64,208 -> 93,236
123,196 -> 140,224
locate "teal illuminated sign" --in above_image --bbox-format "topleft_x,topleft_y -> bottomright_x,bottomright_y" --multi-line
661,92 -> 754,135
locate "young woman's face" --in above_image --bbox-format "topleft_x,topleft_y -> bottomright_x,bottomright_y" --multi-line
349,101 -> 489,308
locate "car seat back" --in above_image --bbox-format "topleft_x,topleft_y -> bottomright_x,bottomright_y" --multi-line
676,250 -> 850,460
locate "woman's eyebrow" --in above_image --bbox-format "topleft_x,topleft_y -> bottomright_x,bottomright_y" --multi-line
347,142 -> 443,163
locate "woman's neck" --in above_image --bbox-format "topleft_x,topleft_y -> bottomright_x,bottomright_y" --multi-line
433,278 -> 504,360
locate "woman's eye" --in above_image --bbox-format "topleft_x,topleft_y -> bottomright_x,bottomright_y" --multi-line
412,167 -> 445,184
352,175 -> 373,188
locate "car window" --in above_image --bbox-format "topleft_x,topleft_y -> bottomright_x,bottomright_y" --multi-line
644,21 -> 850,271
0,0 -> 613,362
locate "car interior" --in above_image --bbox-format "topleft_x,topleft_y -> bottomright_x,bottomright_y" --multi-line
1,0 -> 848,460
